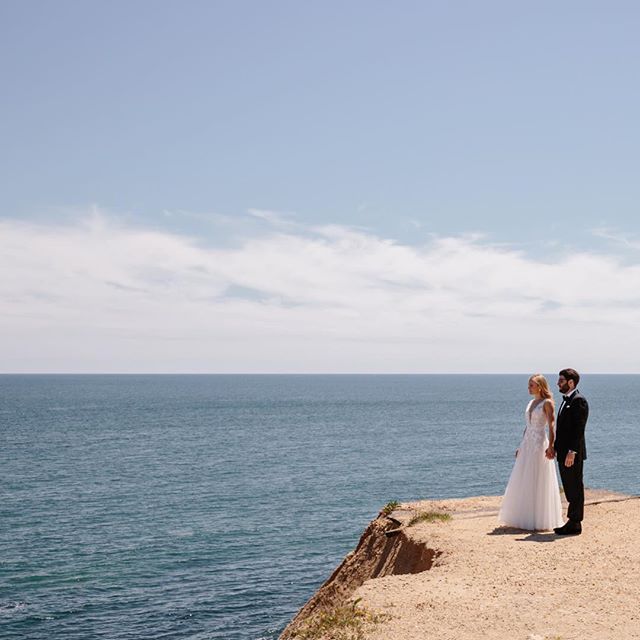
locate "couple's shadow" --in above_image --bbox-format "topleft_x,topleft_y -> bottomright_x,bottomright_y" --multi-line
488,526 -> 557,542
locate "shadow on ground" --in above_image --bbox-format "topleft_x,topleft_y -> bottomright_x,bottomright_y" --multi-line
488,526 -> 558,542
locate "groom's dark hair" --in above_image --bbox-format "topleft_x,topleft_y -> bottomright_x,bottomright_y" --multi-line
559,368 -> 580,386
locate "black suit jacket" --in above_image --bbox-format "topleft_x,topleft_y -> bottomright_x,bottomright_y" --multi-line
554,390 -> 589,460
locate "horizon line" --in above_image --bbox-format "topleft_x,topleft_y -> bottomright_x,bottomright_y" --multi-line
1,372 -> 637,376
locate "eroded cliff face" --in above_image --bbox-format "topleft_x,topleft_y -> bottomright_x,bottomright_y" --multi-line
279,511 -> 441,639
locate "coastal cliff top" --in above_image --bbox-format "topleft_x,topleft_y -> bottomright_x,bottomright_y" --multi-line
283,489 -> 640,640
358,489 -> 639,640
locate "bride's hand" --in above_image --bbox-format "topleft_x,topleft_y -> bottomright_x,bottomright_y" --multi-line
545,446 -> 556,460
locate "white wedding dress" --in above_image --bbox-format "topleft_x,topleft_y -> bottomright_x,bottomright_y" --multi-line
498,399 -> 564,531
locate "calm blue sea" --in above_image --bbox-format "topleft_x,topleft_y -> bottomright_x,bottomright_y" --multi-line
1,374 -> 638,640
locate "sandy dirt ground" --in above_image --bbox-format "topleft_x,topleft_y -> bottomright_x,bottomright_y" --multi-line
355,490 -> 640,640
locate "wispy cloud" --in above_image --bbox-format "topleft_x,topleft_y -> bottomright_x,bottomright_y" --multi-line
246,208 -> 297,229
1,210 -> 640,372
591,227 -> 640,250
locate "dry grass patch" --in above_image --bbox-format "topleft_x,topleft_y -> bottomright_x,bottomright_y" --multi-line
293,598 -> 391,640
381,500 -> 400,516
407,510 -> 451,527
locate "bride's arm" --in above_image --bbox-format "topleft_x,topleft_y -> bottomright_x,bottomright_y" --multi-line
543,400 -> 556,459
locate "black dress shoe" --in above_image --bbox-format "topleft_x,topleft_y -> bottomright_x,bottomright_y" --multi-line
554,522 -> 582,535
553,521 -> 569,534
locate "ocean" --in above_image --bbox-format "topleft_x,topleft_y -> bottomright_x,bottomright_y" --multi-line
1,374 -> 638,640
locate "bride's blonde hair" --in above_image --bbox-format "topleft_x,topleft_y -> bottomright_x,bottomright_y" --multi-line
529,374 -> 554,404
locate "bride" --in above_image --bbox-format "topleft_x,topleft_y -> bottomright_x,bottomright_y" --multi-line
498,374 -> 564,531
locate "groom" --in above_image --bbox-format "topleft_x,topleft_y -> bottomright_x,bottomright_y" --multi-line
553,368 -> 589,536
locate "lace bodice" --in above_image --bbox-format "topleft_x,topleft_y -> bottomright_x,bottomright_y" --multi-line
521,399 -> 550,449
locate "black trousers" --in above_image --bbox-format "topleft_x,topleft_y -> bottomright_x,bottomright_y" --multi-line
558,453 -> 585,522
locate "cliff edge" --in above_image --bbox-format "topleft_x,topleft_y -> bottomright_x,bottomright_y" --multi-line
280,489 -> 640,640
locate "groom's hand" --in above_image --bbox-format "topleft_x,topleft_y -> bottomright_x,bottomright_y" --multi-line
564,451 -> 576,467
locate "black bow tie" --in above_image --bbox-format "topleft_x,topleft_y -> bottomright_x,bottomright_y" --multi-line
562,395 -> 571,402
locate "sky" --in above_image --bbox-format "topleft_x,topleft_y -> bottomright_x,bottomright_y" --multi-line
2,0 -> 640,373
